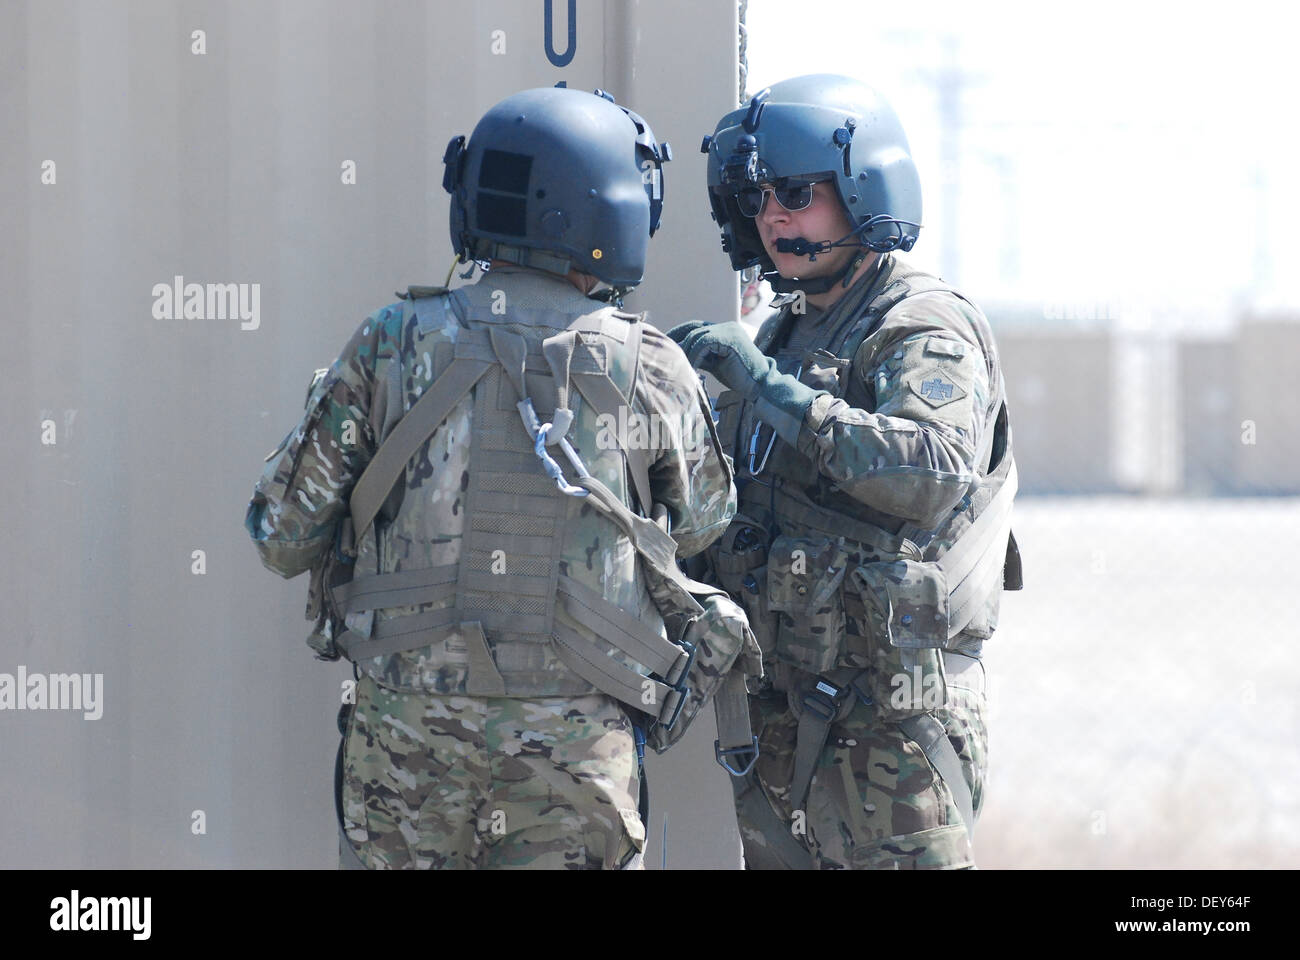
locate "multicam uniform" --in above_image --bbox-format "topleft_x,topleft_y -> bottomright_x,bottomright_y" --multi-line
246,266 -> 737,869
708,253 -> 1021,870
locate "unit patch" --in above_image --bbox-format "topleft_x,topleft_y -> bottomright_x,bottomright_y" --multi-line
908,367 -> 967,408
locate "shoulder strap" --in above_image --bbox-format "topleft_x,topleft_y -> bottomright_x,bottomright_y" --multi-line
348,293 -> 492,543
563,308 -> 653,516
829,264 -> 958,368
754,305 -> 794,355
350,295 -> 654,545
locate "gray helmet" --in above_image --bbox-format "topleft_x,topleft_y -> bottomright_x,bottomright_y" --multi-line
443,87 -> 671,289
702,74 -> 921,279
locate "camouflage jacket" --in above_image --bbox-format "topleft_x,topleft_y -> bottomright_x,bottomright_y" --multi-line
710,253 -> 1019,668
246,266 -> 737,695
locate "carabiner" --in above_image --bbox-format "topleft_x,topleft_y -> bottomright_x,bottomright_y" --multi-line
535,423 -> 589,498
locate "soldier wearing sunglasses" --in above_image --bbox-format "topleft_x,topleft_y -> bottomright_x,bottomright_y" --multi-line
669,74 -> 1022,870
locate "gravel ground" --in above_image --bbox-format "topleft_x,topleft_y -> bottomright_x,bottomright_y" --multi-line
976,496 -> 1300,868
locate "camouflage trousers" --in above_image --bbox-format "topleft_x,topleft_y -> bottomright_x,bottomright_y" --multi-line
339,674 -> 645,869
733,648 -> 988,870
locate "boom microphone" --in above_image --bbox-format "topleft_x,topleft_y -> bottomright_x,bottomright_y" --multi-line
774,236 -> 830,256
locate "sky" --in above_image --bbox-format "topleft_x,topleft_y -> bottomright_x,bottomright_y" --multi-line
743,0 -> 1300,329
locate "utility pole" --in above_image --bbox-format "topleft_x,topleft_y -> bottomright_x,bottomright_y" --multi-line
905,34 -> 982,285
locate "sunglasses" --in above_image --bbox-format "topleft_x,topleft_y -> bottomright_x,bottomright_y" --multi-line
732,176 -> 830,218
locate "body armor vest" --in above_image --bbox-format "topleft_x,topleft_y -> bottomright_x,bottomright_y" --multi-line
312,276 -> 757,749
712,255 -> 1022,671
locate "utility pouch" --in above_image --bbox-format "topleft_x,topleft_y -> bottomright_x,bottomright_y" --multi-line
848,559 -> 950,650
713,389 -> 748,454
646,591 -> 762,754
766,535 -> 848,674
714,515 -> 776,657
305,517 -> 357,661
800,348 -> 850,395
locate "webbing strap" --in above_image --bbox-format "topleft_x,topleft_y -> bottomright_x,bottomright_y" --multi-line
557,575 -> 689,681
570,369 -> 654,517
939,461 -> 1016,589
713,670 -> 759,776
827,263 -> 956,363
332,564 -> 457,614
789,709 -> 829,815
732,775 -> 814,870
541,331 -> 576,418
564,311 -> 652,514
765,485 -> 910,558
336,605 -> 460,660
552,624 -> 680,722
787,674 -> 859,810
488,327 -> 528,400
898,712 -> 975,845
349,354 -> 493,542
574,474 -> 703,617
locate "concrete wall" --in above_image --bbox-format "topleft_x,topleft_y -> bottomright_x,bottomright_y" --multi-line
996,316 -> 1300,497
1180,338 -> 1240,496
1233,318 -> 1300,494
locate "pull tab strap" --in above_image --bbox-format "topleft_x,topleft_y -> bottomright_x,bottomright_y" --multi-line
488,327 -> 528,401
541,331 -> 580,442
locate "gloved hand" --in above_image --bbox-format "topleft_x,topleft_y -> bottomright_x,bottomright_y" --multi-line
667,321 -> 769,398
666,321 -> 824,449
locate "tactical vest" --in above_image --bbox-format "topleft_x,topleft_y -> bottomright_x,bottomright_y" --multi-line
313,280 -> 757,750
712,256 -> 1023,675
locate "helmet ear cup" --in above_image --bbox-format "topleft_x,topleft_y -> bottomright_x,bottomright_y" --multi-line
714,191 -> 771,272
617,104 -> 670,238
442,135 -> 469,259
441,135 -> 466,195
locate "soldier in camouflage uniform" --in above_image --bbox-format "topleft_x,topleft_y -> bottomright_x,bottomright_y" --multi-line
245,87 -> 740,869
674,75 -> 1022,869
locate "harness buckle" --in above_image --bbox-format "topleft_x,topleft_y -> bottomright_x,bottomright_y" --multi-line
801,678 -> 848,724
715,735 -> 761,777
662,633 -> 696,690
654,637 -> 696,732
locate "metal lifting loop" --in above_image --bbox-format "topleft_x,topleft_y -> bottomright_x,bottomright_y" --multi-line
534,423 -> 590,498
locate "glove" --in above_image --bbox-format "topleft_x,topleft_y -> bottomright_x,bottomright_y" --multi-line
670,321 -> 770,398
668,321 -> 823,449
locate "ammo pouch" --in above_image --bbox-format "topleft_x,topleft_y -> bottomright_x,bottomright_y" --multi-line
766,535 -> 849,674
845,558 -> 950,651
712,390 -> 747,461
713,513 -> 776,657
305,513 -> 358,662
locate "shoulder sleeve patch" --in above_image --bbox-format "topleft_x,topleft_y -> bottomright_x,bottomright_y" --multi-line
907,366 -> 968,408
